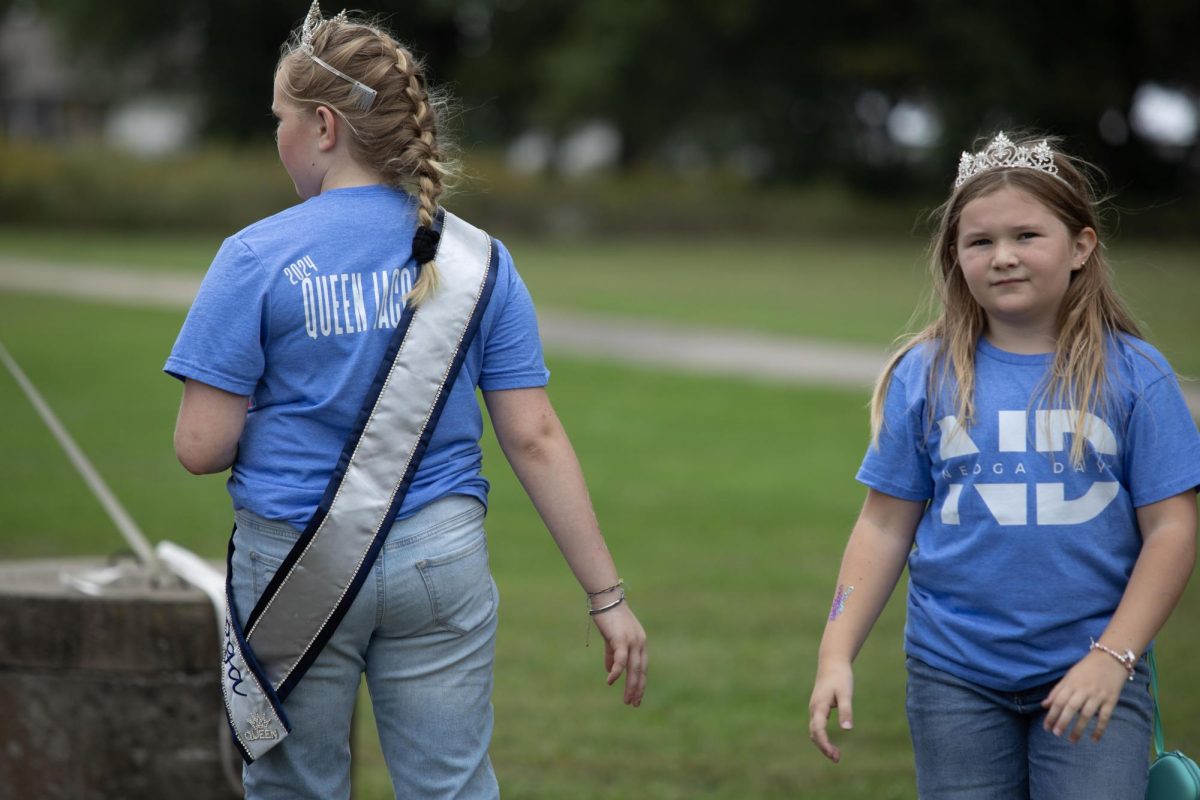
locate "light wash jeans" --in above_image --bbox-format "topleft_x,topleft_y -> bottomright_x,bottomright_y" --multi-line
905,655 -> 1153,799
230,494 -> 500,800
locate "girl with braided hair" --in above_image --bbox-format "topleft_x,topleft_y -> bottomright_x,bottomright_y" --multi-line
165,5 -> 646,797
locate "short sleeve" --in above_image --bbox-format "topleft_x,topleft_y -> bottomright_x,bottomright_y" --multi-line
856,364 -> 935,501
1124,372 -> 1200,507
478,240 -> 551,392
163,237 -> 270,396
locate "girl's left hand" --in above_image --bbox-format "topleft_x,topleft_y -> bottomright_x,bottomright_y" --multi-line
591,603 -> 647,707
1041,650 -> 1131,743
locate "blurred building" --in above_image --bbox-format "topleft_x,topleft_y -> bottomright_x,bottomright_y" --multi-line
0,4 -> 89,141
1,3 -> 197,155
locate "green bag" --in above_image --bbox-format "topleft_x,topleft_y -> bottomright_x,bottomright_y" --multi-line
1146,649 -> 1200,800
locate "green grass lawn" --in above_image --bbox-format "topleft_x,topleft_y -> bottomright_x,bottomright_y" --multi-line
2,227 -> 1197,377
2,292 -> 1199,798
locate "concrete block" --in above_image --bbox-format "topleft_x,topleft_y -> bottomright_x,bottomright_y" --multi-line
0,558 -> 241,799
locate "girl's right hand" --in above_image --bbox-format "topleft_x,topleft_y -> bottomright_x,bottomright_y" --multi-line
808,660 -> 854,763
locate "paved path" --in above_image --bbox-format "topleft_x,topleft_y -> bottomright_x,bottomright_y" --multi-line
2,258 -> 1197,415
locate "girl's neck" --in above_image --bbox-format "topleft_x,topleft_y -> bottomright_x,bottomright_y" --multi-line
320,157 -> 385,194
982,318 -> 1059,355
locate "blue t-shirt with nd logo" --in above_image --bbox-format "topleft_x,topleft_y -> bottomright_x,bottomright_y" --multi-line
858,336 -> 1200,691
165,185 -> 549,530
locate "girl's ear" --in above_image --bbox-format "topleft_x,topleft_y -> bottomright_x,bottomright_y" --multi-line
1072,226 -> 1097,271
314,105 -> 338,152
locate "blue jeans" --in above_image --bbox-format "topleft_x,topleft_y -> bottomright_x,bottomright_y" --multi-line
905,655 -> 1152,800
230,495 -> 500,800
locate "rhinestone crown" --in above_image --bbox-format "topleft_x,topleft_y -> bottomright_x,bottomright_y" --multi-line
298,1 -> 377,112
955,132 -> 1060,188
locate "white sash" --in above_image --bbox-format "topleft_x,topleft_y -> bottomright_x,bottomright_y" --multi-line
221,210 -> 496,763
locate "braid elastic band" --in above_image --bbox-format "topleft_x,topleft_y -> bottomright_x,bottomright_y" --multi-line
412,226 -> 441,264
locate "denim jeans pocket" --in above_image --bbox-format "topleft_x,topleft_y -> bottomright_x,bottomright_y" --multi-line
234,520 -> 297,599
250,548 -> 286,599
416,532 -> 496,635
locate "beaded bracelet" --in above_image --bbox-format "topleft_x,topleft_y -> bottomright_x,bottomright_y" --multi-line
1090,638 -> 1136,681
586,579 -> 624,599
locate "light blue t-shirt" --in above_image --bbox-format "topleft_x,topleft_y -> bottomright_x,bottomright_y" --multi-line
858,336 -> 1200,691
165,185 -> 549,529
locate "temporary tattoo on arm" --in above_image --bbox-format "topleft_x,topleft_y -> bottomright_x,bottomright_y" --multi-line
828,584 -> 854,621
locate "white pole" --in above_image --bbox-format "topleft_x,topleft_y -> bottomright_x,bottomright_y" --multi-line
0,338 -> 166,579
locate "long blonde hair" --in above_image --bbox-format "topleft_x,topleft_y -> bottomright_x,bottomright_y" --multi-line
277,13 -> 456,306
870,133 -> 1143,467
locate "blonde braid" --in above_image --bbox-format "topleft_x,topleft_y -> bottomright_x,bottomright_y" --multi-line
392,43 -> 444,307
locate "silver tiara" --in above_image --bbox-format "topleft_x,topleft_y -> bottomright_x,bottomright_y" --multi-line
299,1 -> 377,112
954,132 -> 1061,188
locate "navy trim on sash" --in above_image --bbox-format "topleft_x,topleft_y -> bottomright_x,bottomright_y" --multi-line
223,531 -> 291,763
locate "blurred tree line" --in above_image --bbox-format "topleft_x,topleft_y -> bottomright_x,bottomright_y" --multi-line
14,0 -> 1200,201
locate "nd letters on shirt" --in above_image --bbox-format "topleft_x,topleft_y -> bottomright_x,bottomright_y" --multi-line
857,337 -> 1200,692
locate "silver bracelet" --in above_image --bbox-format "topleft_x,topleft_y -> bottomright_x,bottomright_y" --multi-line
1089,637 -> 1136,681
588,594 -> 626,616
